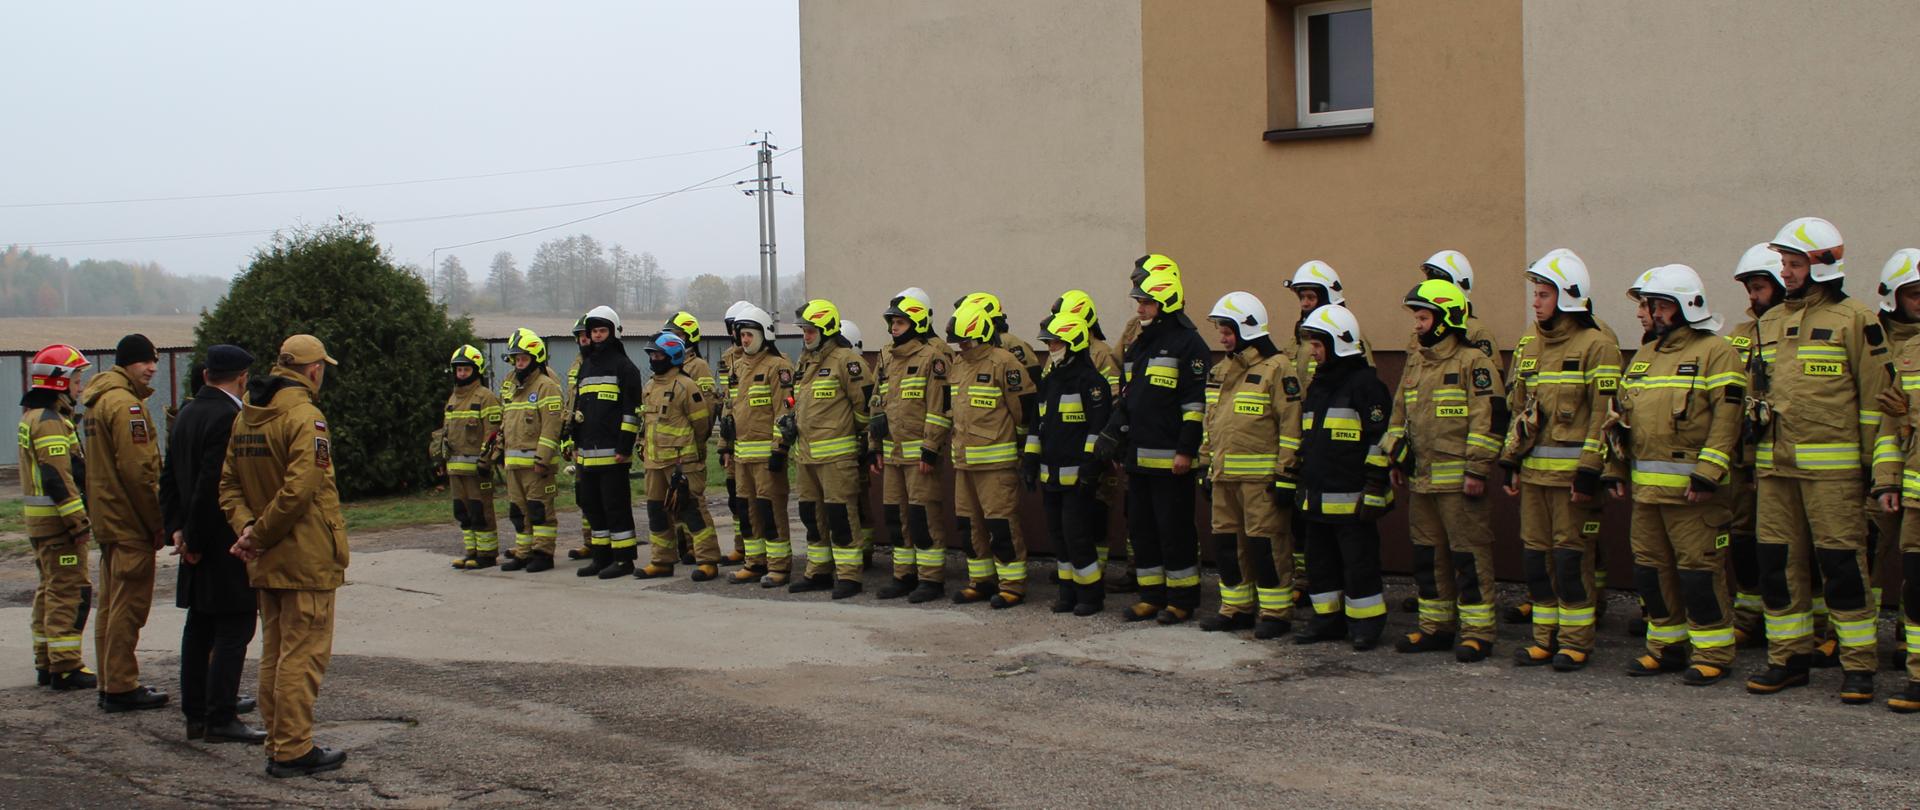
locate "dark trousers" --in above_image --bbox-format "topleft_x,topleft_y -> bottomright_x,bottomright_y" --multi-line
181,609 -> 257,724
1303,518 -> 1385,636
1126,472 -> 1199,610
1044,486 -> 1103,572
577,465 -> 638,561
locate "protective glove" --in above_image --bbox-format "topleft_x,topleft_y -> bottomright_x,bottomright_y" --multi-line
777,413 -> 800,445
869,411 -> 891,442
1021,457 -> 1040,492
1090,427 -> 1122,464
720,414 -> 737,443
769,451 -> 787,474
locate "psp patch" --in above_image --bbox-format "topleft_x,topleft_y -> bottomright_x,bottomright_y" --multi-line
846,361 -> 863,379
929,359 -> 947,379
1006,370 -> 1023,390
1283,377 -> 1301,397
1472,367 -> 1492,390
778,369 -> 793,386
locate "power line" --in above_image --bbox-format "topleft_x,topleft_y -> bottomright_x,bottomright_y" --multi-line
0,144 -> 748,209
7,182 -> 744,250
427,150 -> 796,253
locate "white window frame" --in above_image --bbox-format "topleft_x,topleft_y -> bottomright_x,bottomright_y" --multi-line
1294,0 -> 1374,128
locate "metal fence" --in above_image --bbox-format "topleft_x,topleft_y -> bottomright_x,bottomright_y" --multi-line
0,332 -> 809,466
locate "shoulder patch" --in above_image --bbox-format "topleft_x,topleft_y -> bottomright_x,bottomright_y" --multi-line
1010,345 -> 1027,361
930,358 -> 947,379
315,436 -> 331,468
847,360 -> 863,379
1007,369 -> 1023,390
1473,339 -> 1494,357
1283,377 -> 1301,397
779,369 -> 793,386
1368,404 -> 1386,424
1472,367 -> 1492,390
129,418 -> 149,444
315,420 -> 329,432
1865,323 -> 1886,347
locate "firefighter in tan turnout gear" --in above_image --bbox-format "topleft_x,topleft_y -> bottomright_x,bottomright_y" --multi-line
20,345 -> 97,692
663,311 -> 730,566
721,305 -> 797,586
1603,265 -> 1745,685
1499,249 -> 1623,672
1196,291 -> 1301,639
438,345 -> 503,570
871,289 -> 955,602
1745,217 -> 1891,704
497,329 -> 565,573
1726,243 -> 1784,647
1385,280 -> 1507,662
1873,246 -> 1920,713
634,331 -> 721,581
787,299 -> 872,598
943,298 -> 1037,608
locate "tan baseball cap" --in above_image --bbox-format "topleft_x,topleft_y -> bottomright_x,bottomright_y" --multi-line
278,334 -> 338,367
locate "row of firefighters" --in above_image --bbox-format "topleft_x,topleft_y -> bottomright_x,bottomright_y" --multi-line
424,215 -> 1920,713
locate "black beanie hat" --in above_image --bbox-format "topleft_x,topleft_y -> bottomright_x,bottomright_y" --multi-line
115,334 -> 157,366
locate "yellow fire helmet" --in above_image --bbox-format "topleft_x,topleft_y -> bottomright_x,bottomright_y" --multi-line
1052,289 -> 1100,328
948,300 -> 998,344
1132,253 -> 1180,286
503,328 -> 548,365
1130,268 -> 1185,313
449,344 -> 487,376
796,299 -> 843,345
667,310 -> 702,344
1041,312 -> 1091,354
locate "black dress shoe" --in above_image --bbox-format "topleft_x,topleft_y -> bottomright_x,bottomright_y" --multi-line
100,686 -> 170,713
236,696 -> 257,714
206,719 -> 267,744
186,720 -> 207,740
267,746 -> 347,778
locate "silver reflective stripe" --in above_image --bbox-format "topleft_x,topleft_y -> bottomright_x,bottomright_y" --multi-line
1529,445 -> 1583,459
1634,460 -> 1694,475
1136,448 -> 1176,460
1148,357 -> 1180,368
1321,491 -> 1363,504
1166,566 -> 1199,580
1323,407 -> 1361,421
21,495 -> 54,506
506,450 -> 538,459
579,448 -> 618,458
448,455 -> 481,464
1044,464 -> 1081,481
1123,362 -> 1135,376
1058,393 -> 1082,407
580,375 -> 618,386
1181,402 -> 1203,413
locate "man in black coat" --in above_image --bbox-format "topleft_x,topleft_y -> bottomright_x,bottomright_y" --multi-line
160,345 -> 265,744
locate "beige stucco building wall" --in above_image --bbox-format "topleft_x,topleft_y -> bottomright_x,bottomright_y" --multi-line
1523,0 -> 1920,339
798,0 -> 1146,344
1140,0 -> 1527,350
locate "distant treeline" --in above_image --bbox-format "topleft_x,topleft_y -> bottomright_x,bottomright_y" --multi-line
0,246 -> 230,316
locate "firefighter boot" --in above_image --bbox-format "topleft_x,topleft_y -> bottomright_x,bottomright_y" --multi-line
832,579 -> 864,600
597,558 -> 634,579
1625,648 -> 1687,676
789,574 -> 834,594
731,565 -> 769,584
577,546 -> 610,577
877,576 -> 918,600
1682,663 -> 1729,686
1051,581 -> 1078,614
1454,638 -> 1492,663
1253,617 -> 1291,640
908,580 -> 947,604
1395,631 -> 1455,654
1745,655 -> 1812,694
1199,612 -> 1254,632
1888,681 -> 1920,713
1839,671 -> 1877,705
689,564 -> 720,582
1551,649 -> 1590,672
51,667 -> 97,691
1513,645 -> 1554,667
522,552 -> 554,573
1074,581 -> 1105,617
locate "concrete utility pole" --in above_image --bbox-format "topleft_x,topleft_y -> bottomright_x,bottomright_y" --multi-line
743,132 -> 793,320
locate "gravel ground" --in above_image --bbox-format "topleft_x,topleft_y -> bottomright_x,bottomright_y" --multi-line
1,506 -> 1914,809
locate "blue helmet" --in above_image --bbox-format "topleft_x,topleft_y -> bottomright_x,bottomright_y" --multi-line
647,331 -> 688,366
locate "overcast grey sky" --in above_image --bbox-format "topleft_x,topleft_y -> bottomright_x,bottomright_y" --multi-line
1,0 -> 804,281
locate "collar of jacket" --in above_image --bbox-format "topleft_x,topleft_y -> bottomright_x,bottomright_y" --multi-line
1418,333 -> 1465,362
1535,313 -> 1589,345
1140,311 -> 1195,340
1649,325 -> 1706,353
82,364 -> 154,408
958,341 -> 993,361
889,335 -> 929,357
1785,280 -> 1833,310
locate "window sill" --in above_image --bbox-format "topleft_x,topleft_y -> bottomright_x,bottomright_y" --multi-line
1262,122 -> 1373,142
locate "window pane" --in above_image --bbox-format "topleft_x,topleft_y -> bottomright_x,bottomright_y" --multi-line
1306,8 -> 1372,113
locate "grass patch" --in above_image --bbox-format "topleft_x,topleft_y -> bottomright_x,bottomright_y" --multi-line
0,498 -> 24,536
